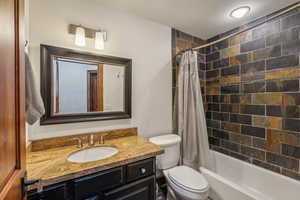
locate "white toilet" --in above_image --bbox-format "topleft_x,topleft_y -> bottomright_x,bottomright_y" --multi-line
150,134 -> 209,200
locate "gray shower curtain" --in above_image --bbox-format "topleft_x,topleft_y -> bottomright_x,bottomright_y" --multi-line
174,51 -> 213,170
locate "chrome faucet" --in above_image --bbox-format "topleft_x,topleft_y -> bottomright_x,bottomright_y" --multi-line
99,134 -> 108,144
72,137 -> 83,148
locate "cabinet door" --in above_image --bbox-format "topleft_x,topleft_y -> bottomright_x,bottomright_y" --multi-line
74,167 -> 124,200
105,176 -> 155,200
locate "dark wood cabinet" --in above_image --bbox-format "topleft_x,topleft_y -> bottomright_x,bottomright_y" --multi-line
27,158 -> 156,200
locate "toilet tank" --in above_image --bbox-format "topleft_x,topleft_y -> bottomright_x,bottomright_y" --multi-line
149,134 -> 181,170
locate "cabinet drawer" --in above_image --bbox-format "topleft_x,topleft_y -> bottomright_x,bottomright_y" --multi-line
74,167 -> 124,200
126,158 -> 155,182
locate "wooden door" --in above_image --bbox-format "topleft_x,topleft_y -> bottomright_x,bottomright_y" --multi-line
0,0 -> 26,199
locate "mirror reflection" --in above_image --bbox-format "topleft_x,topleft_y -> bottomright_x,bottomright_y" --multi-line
52,57 -> 125,115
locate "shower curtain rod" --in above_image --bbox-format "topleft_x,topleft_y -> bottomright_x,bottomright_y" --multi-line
175,2 -> 300,57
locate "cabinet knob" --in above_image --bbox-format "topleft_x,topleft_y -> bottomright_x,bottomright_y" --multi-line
140,168 -> 146,174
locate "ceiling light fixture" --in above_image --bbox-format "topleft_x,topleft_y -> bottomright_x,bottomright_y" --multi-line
230,6 -> 251,19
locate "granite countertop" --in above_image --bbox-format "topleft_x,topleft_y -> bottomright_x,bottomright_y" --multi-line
26,136 -> 163,189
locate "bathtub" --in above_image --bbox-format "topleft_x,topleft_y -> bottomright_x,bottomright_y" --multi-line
200,151 -> 300,200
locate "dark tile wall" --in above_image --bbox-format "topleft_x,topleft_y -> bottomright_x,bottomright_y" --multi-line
205,4 -> 300,181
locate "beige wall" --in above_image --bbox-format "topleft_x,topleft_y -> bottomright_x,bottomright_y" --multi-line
27,0 -> 172,140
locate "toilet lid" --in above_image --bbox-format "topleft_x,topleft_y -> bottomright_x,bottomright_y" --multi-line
149,134 -> 181,147
167,166 -> 208,192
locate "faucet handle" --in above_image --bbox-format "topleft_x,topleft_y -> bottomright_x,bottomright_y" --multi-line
99,134 -> 109,144
72,137 -> 83,148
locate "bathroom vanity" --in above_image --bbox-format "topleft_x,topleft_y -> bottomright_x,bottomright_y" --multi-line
25,129 -> 163,200
27,158 -> 156,200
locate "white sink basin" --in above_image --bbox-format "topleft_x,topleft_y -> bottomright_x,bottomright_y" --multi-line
67,146 -> 118,163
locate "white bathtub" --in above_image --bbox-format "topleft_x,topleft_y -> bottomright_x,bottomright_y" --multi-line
200,151 -> 300,200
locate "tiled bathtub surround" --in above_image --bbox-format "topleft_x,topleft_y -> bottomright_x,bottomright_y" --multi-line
205,4 -> 300,181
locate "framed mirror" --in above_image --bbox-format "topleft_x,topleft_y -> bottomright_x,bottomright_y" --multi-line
40,45 -> 132,125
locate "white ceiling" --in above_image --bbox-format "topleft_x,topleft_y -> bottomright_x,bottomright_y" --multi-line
95,0 -> 298,39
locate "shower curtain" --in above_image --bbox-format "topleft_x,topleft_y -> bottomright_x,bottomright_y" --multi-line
174,51 -> 213,170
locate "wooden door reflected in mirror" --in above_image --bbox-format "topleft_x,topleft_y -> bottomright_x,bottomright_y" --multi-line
87,68 -> 103,112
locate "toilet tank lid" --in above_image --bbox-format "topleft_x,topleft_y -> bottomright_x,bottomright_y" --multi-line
149,134 -> 181,147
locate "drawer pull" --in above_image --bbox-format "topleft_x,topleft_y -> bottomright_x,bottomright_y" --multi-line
140,168 -> 146,174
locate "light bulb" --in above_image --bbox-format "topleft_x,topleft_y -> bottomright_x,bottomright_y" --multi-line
95,31 -> 105,50
75,26 -> 86,46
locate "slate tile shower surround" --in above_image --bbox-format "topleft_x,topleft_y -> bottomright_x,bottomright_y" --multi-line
172,3 -> 300,182
204,6 -> 300,181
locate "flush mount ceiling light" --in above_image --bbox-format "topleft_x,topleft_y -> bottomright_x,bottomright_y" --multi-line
230,6 -> 251,19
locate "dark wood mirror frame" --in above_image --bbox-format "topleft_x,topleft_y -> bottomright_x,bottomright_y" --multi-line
40,44 -> 132,125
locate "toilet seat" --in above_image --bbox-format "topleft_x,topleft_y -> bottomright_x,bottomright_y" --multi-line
167,166 -> 209,193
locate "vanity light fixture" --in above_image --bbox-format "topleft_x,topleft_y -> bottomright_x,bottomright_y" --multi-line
75,26 -> 86,46
95,31 -> 106,50
230,6 -> 251,19
70,24 -> 107,50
